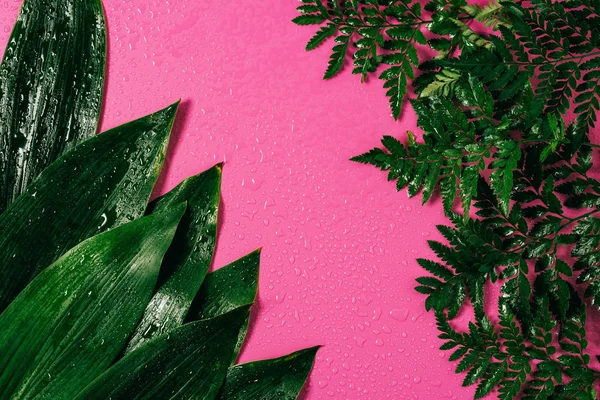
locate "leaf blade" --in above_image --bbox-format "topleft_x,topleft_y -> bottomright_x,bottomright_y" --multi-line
75,307 -> 251,400
0,204 -> 185,399
0,102 -> 179,312
125,165 -> 222,353
186,250 -> 261,322
0,0 -> 106,211
217,347 -> 319,400
186,249 -> 261,361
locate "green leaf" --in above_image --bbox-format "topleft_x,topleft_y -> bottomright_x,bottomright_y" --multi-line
0,204 -> 185,399
420,69 -> 461,98
489,141 -> 521,216
186,250 -> 261,321
461,165 -> 479,219
74,306 -> 252,400
125,165 -> 222,353
541,175 -> 563,214
416,258 -> 454,280
422,160 -> 442,204
292,14 -> 326,25
449,346 -> 468,362
384,67 -> 408,120
475,363 -> 505,399
463,359 -> 490,386
0,102 -> 178,312
350,147 -> 389,169
324,35 -> 352,79
216,347 -> 319,400
306,23 -> 337,50
186,249 -> 261,360
0,0 -> 106,212
441,173 -> 457,214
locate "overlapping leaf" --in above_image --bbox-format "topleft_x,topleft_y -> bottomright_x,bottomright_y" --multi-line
186,249 -> 261,360
0,204 -> 185,399
126,164 -> 222,352
187,249 -> 261,322
75,307 -> 251,400
217,347 -> 319,400
0,102 -> 178,312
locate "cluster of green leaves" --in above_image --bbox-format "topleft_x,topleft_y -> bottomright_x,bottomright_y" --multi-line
0,0 -> 317,399
294,0 -> 453,118
429,0 -> 600,126
436,298 -> 598,399
294,0 -> 600,123
293,0 -> 513,118
295,0 -> 600,398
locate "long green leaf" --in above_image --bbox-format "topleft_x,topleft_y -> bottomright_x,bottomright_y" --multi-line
216,347 -> 319,400
0,0 -> 106,212
185,249 -> 261,361
0,203 -> 185,399
125,164 -> 222,352
0,102 -> 178,312
75,306 -> 251,400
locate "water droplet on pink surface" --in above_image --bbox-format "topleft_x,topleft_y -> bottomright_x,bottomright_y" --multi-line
390,308 -> 409,322
372,307 -> 382,320
411,311 -> 424,322
275,291 -> 286,304
241,177 -> 262,191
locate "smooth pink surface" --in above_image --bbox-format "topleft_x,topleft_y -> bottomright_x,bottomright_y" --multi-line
1,1 -> 479,398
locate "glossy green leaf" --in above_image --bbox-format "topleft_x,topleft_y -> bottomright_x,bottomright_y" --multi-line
0,203 -> 185,399
0,0 -> 106,212
186,249 -> 261,361
186,249 -> 261,322
216,347 -> 319,400
125,164 -> 222,352
75,306 -> 251,400
0,102 -> 178,312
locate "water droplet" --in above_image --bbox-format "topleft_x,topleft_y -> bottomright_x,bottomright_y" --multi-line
372,307 -> 382,320
390,308 -> 409,322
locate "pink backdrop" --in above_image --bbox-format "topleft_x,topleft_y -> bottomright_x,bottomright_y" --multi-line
1,1 -> 478,398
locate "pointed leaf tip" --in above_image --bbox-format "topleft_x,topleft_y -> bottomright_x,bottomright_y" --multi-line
186,249 -> 261,323
0,102 -> 184,312
149,101 -> 180,134
183,250 -> 261,362
217,344 -> 319,400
